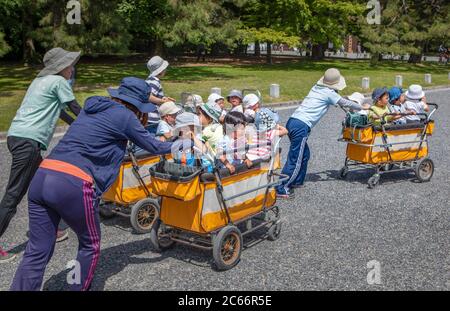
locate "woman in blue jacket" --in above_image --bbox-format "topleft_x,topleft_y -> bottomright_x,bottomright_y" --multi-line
11,77 -> 173,291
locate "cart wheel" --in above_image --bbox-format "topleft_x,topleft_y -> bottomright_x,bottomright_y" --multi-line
99,203 -> 115,219
213,226 -> 243,271
150,219 -> 175,252
415,158 -> 434,182
130,198 -> 159,234
339,166 -> 349,179
267,220 -> 282,241
368,174 -> 380,189
268,206 -> 280,222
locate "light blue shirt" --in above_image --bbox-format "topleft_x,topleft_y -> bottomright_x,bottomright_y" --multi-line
155,120 -> 173,137
8,75 -> 74,150
291,85 -> 342,129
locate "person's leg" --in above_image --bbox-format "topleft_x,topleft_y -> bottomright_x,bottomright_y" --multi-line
0,137 -> 42,238
46,174 -> 100,291
276,119 -> 309,196
10,172 -> 60,290
291,141 -> 311,187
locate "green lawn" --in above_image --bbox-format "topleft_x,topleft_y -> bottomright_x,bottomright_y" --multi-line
0,58 -> 449,132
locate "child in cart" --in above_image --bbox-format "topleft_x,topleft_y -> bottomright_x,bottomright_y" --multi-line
217,111 -> 253,174
197,101 -> 223,155
172,112 -> 215,172
404,84 -> 430,124
207,93 -> 227,124
368,87 -> 402,126
156,101 -> 182,141
227,90 -> 244,113
388,87 -> 408,125
346,92 -> 370,115
246,108 -> 288,162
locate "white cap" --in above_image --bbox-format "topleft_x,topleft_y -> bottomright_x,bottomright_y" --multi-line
347,92 -> 366,106
243,94 -> 260,109
158,101 -> 181,116
192,94 -> 204,107
405,84 -> 425,100
207,93 -> 225,105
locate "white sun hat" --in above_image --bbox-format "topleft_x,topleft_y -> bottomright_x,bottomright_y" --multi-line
405,84 -> 425,100
207,93 -> 225,105
147,56 -> 169,78
347,92 -> 366,106
243,94 -> 260,109
317,68 -> 347,91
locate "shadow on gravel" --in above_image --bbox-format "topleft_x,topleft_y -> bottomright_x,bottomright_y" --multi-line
43,222 -> 276,290
306,168 -> 418,187
43,239 -> 169,291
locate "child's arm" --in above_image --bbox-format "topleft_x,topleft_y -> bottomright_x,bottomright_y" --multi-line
219,156 -> 236,174
421,97 -> 430,112
162,131 -> 173,140
149,94 -> 176,105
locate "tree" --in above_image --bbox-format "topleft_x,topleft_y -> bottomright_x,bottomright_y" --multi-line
240,0 -> 363,62
302,0 -> 364,60
118,0 -> 243,56
0,32 -> 11,57
359,0 -> 450,64
240,0 -> 308,63
32,0 -> 131,56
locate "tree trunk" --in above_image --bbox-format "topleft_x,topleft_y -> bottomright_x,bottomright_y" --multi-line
408,53 -> 422,64
370,52 -> 382,66
22,0 -> 39,64
153,39 -> 164,57
254,40 -> 261,57
311,44 -> 325,60
266,41 -> 272,64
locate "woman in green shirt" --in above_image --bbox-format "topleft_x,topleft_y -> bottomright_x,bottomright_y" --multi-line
0,48 -> 82,263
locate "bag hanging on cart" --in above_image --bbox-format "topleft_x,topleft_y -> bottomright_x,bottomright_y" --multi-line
149,161 -> 203,201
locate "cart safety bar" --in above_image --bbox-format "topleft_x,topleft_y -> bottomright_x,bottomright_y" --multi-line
221,173 -> 289,202
338,138 -> 429,147
381,112 -> 428,124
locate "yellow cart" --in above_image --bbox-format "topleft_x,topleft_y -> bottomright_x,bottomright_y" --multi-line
147,139 -> 287,270
338,103 -> 438,188
100,147 -> 162,233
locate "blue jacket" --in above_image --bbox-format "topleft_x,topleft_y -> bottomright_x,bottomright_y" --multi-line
48,96 -> 173,194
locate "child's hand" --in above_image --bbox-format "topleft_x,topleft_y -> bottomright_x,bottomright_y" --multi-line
162,96 -> 176,103
244,159 -> 253,168
226,163 -> 236,174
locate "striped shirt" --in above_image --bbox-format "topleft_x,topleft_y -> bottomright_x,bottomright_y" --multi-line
145,76 -> 164,99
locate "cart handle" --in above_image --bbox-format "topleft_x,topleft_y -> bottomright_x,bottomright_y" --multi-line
427,103 -> 438,121
381,112 -> 428,124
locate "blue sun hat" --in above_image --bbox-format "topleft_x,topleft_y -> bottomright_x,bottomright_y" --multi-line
388,87 -> 403,104
371,87 -> 389,102
107,77 -> 157,113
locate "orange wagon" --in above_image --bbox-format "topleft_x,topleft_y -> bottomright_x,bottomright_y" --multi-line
338,104 -> 438,188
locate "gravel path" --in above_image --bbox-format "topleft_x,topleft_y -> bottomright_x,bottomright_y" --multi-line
0,88 -> 449,291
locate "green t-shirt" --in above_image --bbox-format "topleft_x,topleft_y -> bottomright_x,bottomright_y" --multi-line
8,75 -> 75,150
368,105 -> 393,126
